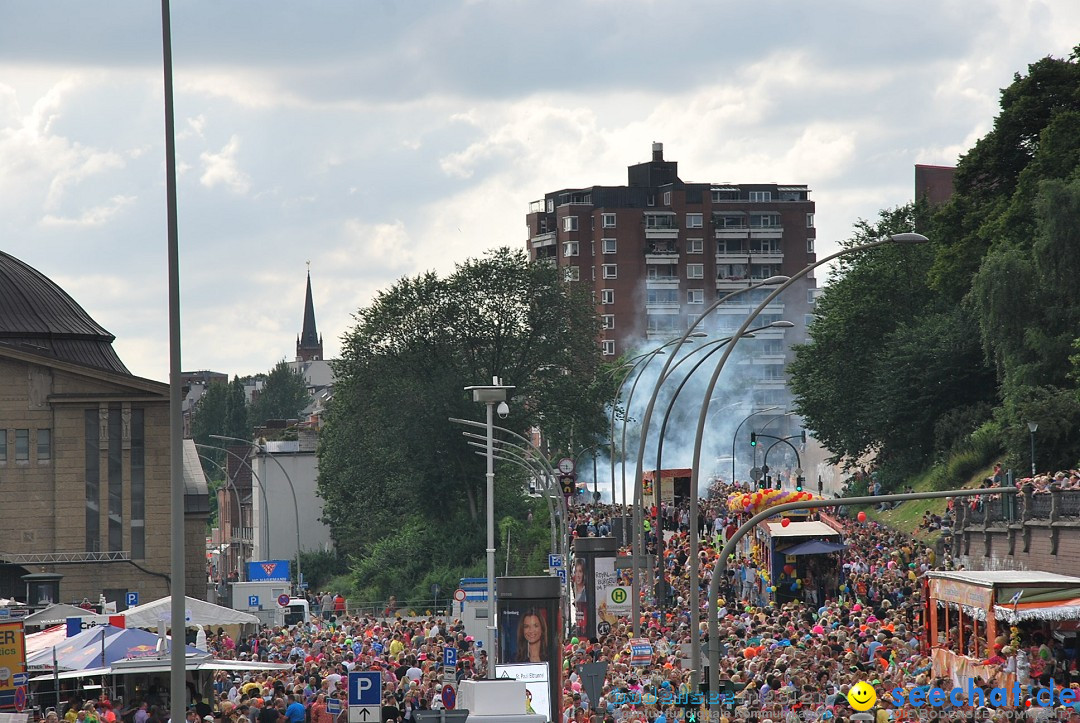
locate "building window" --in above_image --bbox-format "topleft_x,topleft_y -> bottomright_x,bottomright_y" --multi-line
131,408 -> 145,560
687,314 -> 701,329
806,213 -> 815,228
601,289 -> 614,305
602,238 -> 617,254
805,314 -> 815,329
602,264 -> 618,279
602,213 -> 616,228
546,199 -> 554,213
602,340 -> 615,356
85,411 -> 100,552
687,238 -> 703,254
807,238 -> 815,253
36,429 -> 51,461
15,429 -> 29,461
563,216 -> 578,232
663,191 -> 672,206
686,213 -> 703,228
807,289 -> 817,304
564,266 -> 580,282
647,289 -> 678,305
751,213 -> 781,228
563,241 -> 579,257
108,407 -> 123,552
602,314 -> 614,330
687,289 -> 704,305
749,191 -> 772,202
687,264 -> 704,279
647,194 -> 655,207
0,430 -> 6,462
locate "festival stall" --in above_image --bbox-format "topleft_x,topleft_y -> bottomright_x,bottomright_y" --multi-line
927,570 -> 1080,689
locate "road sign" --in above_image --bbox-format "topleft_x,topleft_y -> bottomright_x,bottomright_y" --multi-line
597,621 -> 612,636
11,673 -> 28,687
277,594 -> 291,607
749,466 -> 763,481
795,467 -> 804,477
557,457 -> 575,475
547,554 -> 563,568
326,699 -> 341,716
126,592 -> 139,607
452,588 -> 466,603
348,671 -> 380,705
556,569 -> 566,585
13,686 -> 25,712
441,684 -> 456,710
443,646 -> 457,669
348,708 -> 378,723
248,595 -> 260,608
0,609 -> 8,619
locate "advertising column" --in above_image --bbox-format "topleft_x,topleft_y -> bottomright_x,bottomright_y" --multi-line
496,576 -> 562,722
571,537 -> 617,640
0,620 -> 27,712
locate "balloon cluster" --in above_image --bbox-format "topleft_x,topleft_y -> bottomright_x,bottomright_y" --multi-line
729,488 -> 817,515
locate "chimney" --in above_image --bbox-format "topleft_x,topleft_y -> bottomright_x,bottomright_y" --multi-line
652,142 -> 664,162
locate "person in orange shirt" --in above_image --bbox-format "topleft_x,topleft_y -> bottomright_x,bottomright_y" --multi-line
309,694 -> 333,723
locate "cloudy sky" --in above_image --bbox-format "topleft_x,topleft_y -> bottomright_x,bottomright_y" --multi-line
1,1 -> 1077,381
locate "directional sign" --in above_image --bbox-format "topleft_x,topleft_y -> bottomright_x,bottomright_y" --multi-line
125,592 -> 140,607
348,671 -> 381,723
442,646 -> 457,669
11,673 -> 28,687
326,699 -> 341,716
277,593 -> 291,607
248,595 -> 260,608
547,554 -> 563,568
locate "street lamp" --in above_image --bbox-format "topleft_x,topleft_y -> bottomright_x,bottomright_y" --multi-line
211,435 -> 304,590
703,232 -> 930,694
194,443 -> 272,565
464,378 -> 514,679
1028,421 -> 1038,476
628,277 -> 789,636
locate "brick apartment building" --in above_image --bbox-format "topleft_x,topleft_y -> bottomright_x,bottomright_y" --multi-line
525,143 -> 818,410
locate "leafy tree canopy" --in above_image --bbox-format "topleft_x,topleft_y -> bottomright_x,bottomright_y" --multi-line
317,248 -> 611,598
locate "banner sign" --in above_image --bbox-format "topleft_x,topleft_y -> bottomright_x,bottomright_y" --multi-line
595,557 -> 630,626
247,560 -> 290,582
495,663 -> 550,721
0,621 -> 26,711
629,638 -> 653,667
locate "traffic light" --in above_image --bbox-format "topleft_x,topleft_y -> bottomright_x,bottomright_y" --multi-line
796,476 -> 805,492
750,432 -> 757,447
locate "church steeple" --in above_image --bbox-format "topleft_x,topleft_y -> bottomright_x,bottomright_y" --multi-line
296,266 -> 323,362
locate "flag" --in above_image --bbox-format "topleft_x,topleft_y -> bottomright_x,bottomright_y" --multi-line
1009,590 -> 1024,611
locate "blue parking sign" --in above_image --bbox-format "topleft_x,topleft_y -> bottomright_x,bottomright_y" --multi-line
348,671 -> 381,706
126,592 -> 139,607
548,554 -> 563,568
443,646 -> 457,669
248,595 -> 260,607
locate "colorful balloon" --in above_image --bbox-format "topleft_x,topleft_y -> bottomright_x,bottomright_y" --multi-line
857,511 -> 867,523
781,517 -> 791,528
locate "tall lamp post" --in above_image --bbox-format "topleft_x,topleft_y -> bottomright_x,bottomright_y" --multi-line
464,378 -> 514,679
696,232 -> 929,688
1028,421 -> 1039,476
628,276 -> 789,636
211,435 -> 303,589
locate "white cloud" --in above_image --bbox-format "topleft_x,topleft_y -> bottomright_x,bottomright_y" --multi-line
199,135 -> 250,194
41,194 -> 135,227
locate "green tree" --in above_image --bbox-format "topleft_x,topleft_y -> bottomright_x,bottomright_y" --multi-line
191,381 -> 229,474
224,376 -> 250,440
318,248 -> 608,599
249,361 -> 310,428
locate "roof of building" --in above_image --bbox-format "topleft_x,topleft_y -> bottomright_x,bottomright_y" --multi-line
299,270 -> 319,348
0,251 -> 129,374
764,520 -> 840,538
928,570 -> 1080,587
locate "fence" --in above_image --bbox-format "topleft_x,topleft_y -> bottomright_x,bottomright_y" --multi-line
960,486 -> 1080,528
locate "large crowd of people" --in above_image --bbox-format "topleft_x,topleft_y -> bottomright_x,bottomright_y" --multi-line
50,479 -> 1080,723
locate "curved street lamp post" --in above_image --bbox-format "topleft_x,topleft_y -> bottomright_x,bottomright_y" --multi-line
688,232 -> 929,686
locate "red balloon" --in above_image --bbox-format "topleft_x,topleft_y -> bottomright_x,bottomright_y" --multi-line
857,511 -> 868,523
781,517 -> 791,528
743,497 -> 752,506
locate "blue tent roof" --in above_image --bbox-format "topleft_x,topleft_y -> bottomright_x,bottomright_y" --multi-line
25,625 -> 202,672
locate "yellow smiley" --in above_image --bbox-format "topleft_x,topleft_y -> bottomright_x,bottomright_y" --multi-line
848,681 -> 877,711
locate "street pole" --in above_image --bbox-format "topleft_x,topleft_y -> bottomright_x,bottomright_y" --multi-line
731,407 -> 780,489
628,277 -> 789,637
160,0 -> 185,713
688,232 -> 929,687
463,380 -> 513,679
706,486 -> 1017,718
1028,421 -> 1038,476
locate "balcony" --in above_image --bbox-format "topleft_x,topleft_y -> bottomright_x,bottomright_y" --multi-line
716,251 -> 749,264
715,227 -> 750,239
645,301 -> 680,313
230,527 -> 254,542
530,231 -> 556,247
716,276 -> 750,290
750,227 -> 784,239
645,228 -> 679,240
749,248 -> 783,264
646,276 -> 680,289
645,242 -> 678,261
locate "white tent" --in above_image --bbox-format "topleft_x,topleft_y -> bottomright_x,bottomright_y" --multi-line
22,603 -> 98,627
121,596 -> 259,628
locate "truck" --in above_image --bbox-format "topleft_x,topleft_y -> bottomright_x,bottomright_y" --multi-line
230,581 -> 309,628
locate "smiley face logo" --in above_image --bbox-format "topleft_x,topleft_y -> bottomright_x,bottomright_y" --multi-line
848,681 -> 877,711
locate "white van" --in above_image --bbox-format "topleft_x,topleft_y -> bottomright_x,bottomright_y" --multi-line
282,597 -> 310,627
